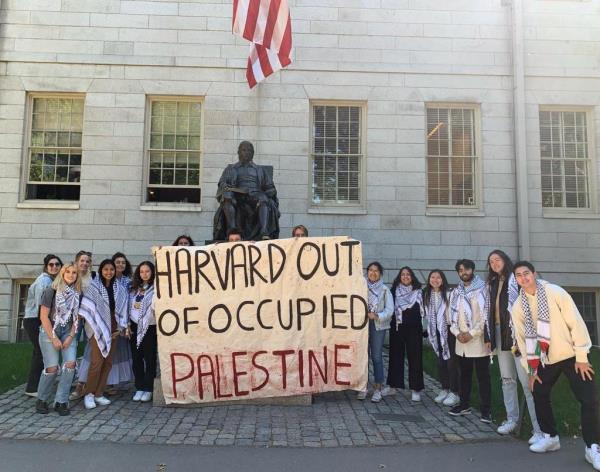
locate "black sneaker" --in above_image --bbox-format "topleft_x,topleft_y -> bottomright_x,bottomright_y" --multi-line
480,413 -> 492,424
449,405 -> 472,416
35,399 -> 49,414
54,402 -> 70,416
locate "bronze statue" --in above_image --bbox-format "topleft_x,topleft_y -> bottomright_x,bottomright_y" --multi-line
213,141 -> 280,241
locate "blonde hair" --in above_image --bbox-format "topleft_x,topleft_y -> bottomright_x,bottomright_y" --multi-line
52,262 -> 82,293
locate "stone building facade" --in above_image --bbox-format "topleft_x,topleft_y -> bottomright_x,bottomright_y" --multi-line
1,0 -> 599,342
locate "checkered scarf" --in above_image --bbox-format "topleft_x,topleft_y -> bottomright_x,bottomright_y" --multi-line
519,280 -> 551,375
79,277 -> 128,358
133,285 -> 155,348
450,275 -> 485,329
367,278 -> 385,313
53,285 -> 80,334
394,284 -> 423,325
426,291 -> 450,360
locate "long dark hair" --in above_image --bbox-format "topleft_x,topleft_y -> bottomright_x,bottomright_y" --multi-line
97,259 -> 116,287
391,266 -> 422,299
112,252 -> 132,278
131,261 -> 155,292
423,269 -> 450,306
486,249 -> 513,284
173,234 -> 194,246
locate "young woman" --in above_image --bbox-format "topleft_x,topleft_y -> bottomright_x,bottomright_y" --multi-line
357,262 -> 394,402
128,261 -> 157,403
103,252 -> 135,394
172,235 -> 194,246
35,262 -> 80,416
486,250 -> 543,443
423,270 -> 459,406
75,250 -> 94,292
23,254 -> 62,397
79,259 -> 128,410
385,266 -> 425,402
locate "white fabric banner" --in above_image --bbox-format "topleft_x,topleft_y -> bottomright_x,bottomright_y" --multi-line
153,237 -> 368,404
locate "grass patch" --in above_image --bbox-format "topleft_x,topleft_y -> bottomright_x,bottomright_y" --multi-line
423,346 -> 600,439
0,343 -> 32,394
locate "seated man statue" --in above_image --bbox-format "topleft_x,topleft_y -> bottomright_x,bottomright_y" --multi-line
213,141 -> 280,241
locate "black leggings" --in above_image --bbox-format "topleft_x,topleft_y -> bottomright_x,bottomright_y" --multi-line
129,323 -> 158,392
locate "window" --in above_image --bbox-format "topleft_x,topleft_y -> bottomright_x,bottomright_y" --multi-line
146,98 -> 202,204
13,282 -> 32,343
310,103 -> 364,206
426,105 -> 479,207
540,109 -> 591,209
569,291 -> 598,345
25,95 -> 83,200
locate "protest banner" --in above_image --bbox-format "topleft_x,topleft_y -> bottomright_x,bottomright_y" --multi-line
152,236 -> 368,404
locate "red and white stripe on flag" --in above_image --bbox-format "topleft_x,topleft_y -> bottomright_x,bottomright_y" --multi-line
233,0 -> 293,88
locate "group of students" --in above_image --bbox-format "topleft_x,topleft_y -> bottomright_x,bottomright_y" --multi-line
363,250 -> 600,470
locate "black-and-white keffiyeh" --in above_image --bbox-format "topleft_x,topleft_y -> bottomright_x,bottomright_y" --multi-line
53,285 -> 80,334
483,273 -> 520,341
394,284 -> 424,325
427,291 -> 450,360
450,275 -> 486,330
79,277 -> 128,358
519,280 -> 551,375
134,285 -> 155,348
367,278 -> 385,313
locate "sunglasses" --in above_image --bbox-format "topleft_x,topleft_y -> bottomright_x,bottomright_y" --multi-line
48,262 -> 62,267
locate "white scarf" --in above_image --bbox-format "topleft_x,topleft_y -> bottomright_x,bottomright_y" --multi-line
450,275 -> 485,330
483,273 -> 520,343
426,291 -> 450,360
519,280 -> 551,375
132,284 -> 155,348
79,277 -> 128,358
367,278 -> 385,313
394,284 -> 423,325
53,285 -> 80,333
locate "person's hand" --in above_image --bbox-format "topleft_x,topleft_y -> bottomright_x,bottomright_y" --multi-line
528,374 -> 542,392
462,332 -> 473,343
111,331 -> 120,339
125,327 -> 131,339
484,342 -> 492,354
62,335 -> 73,350
367,312 -> 377,320
51,337 -> 62,350
575,362 -> 595,381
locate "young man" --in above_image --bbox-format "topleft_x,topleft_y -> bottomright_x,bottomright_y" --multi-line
511,261 -> 599,469
292,225 -> 308,238
448,259 -> 492,423
227,227 -> 243,242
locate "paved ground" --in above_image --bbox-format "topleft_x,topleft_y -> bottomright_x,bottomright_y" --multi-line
0,437 -> 591,472
0,370 -> 501,447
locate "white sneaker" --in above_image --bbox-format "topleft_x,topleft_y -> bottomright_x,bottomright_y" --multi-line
356,390 -> 367,400
140,392 -> 153,403
443,392 -> 460,407
371,390 -> 382,403
529,433 -> 560,453
84,394 -> 96,410
434,390 -> 449,404
380,386 -> 397,397
132,391 -> 144,402
94,396 -> 111,406
24,391 -> 38,398
528,432 -> 545,445
497,420 -> 518,435
585,444 -> 600,471
411,390 -> 421,402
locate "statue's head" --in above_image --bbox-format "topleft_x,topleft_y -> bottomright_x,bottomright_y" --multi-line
238,141 -> 254,164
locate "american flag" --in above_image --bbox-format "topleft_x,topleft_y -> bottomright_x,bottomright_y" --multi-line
232,0 -> 293,89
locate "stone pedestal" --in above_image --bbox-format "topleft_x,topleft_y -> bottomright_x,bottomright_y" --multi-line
152,378 -> 312,407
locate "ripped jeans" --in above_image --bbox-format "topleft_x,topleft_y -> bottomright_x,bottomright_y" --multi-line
38,323 -> 77,404
495,325 -> 541,433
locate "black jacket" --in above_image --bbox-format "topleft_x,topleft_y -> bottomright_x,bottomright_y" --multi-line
485,277 -> 513,351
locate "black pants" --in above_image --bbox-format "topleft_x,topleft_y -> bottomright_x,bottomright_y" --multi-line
130,323 -> 158,392
387,322 -> 424,391
533,357 -> 600,447
23,318 -> 43,393
437,328 -> 460,393
459,355 -> 491,415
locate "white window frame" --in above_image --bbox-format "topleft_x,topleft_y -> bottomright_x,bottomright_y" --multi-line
308,100 -> 367,215
425,102 -> 483,215
567,288 -> 599,347
539,106 -> 596,218
19,92 -> 85,208
141,95 -> 204,211
11,279 -> 34,343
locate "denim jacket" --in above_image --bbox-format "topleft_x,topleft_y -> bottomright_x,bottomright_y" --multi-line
373,285 -> 394,331
24,272 -> 53,319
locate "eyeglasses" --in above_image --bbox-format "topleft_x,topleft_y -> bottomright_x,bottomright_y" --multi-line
47,262 -> 62,267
